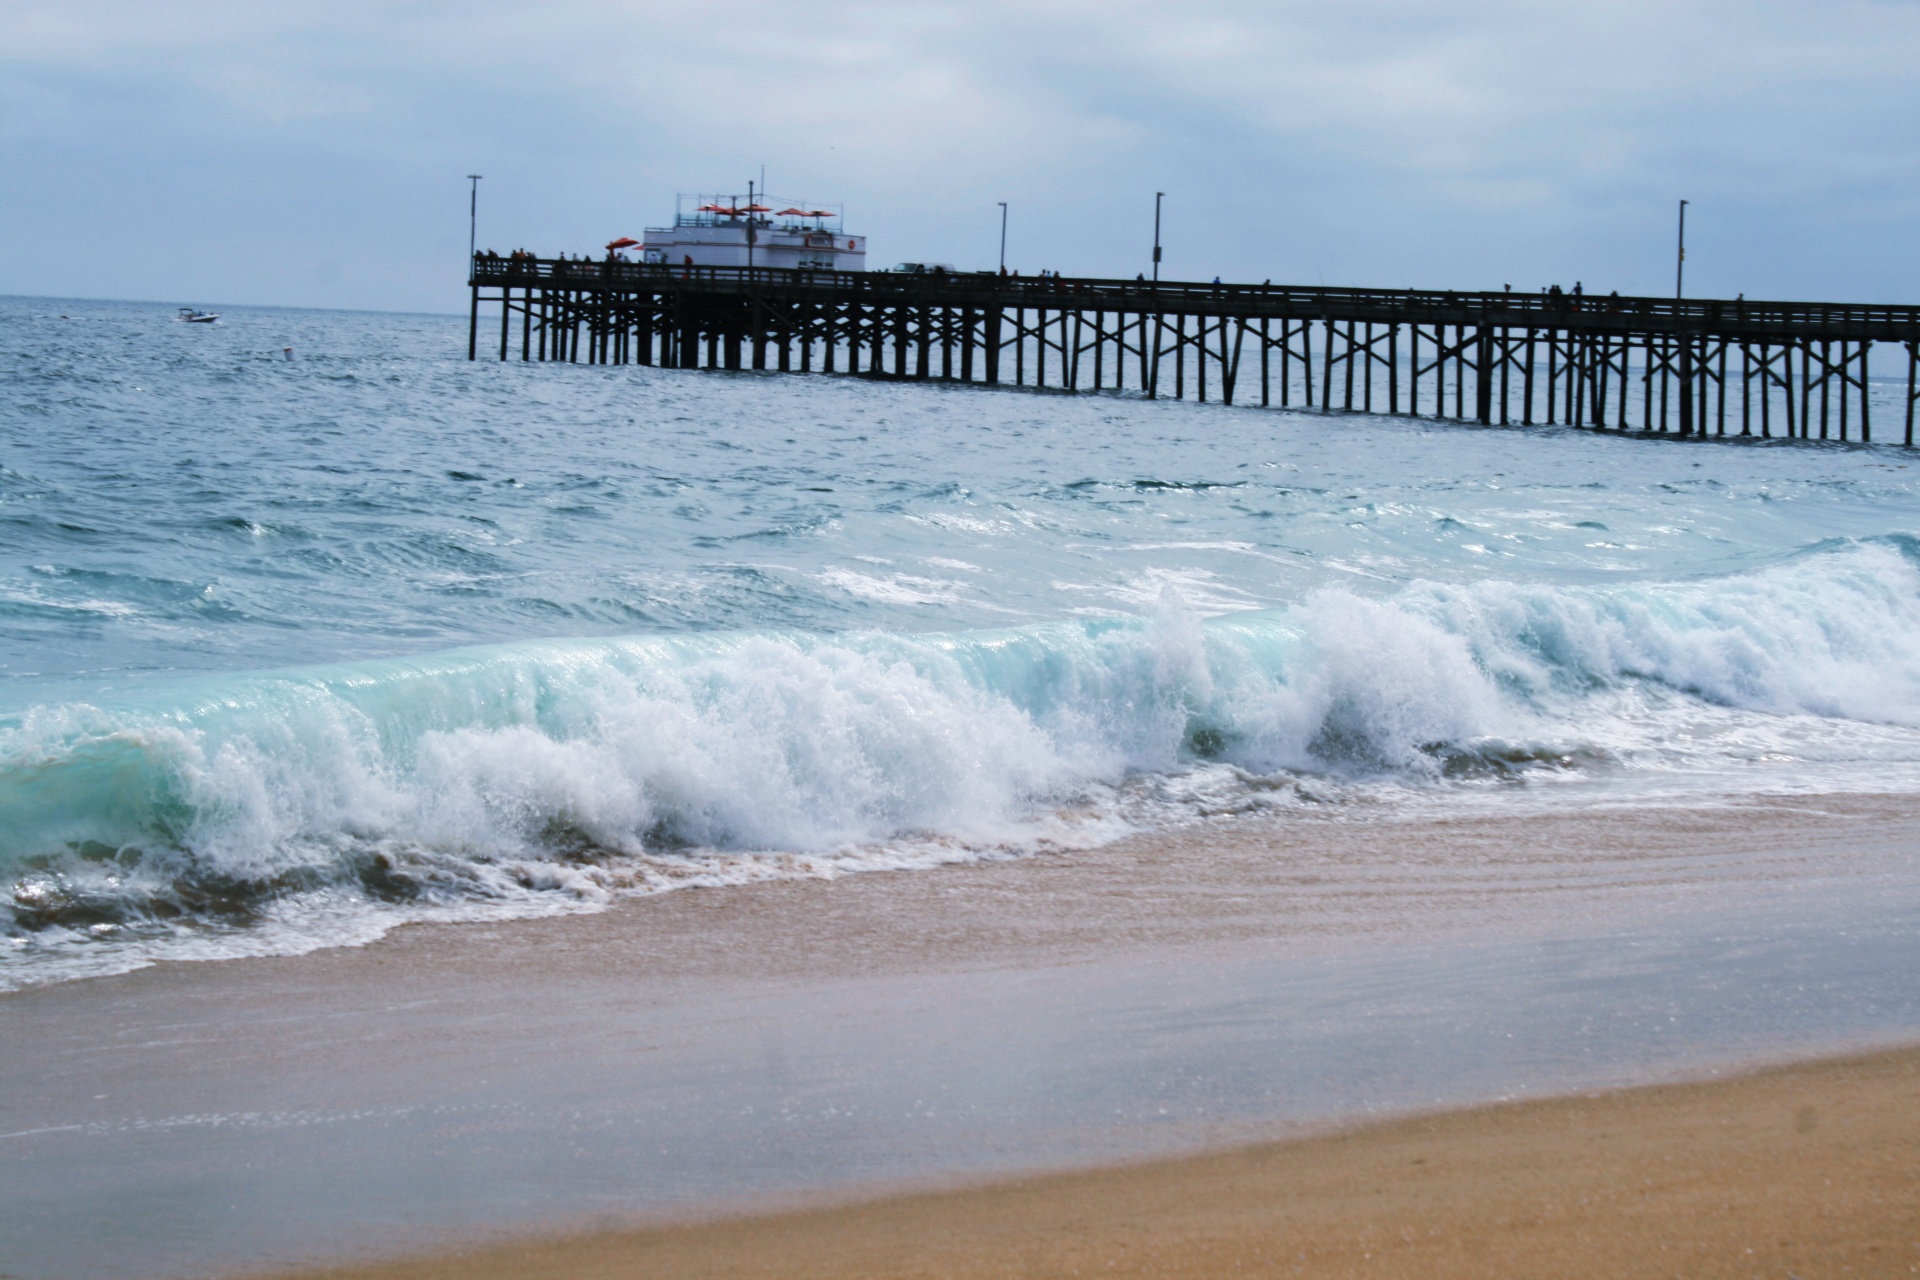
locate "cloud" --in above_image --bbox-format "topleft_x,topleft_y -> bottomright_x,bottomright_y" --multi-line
3,0 -> 1919,309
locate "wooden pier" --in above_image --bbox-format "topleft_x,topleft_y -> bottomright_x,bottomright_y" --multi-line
469,255 -> 1920,443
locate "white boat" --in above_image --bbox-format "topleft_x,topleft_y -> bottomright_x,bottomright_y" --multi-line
176,307 -> 220,324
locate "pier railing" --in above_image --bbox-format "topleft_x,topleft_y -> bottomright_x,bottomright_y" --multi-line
468,255 -> 1920,443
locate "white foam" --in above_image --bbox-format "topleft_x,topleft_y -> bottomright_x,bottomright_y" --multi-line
11,536 -> 1920,986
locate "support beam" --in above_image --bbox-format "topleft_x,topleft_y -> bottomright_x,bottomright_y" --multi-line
455,258 -> 1915,452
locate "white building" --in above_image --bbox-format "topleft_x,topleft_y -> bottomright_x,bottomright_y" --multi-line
642,195 -> 865,271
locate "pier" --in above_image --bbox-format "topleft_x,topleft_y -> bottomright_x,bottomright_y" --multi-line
469,256 -> 1920,443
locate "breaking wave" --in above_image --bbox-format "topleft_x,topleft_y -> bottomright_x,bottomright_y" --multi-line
10,535 -> 1920,986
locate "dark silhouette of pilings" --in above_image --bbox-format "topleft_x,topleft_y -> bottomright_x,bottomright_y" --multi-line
469,257 -> 1920,443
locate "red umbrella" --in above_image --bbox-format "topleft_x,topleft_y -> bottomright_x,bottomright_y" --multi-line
697,203 -> 734,214
775,208 -> 808,216
605,236 -> 640,250
744,204 -> 771,213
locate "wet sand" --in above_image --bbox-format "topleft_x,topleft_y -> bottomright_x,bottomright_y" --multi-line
224,788 -> 1920,983
6,793 -> 1920,1278
267,1044 -> 1920,1280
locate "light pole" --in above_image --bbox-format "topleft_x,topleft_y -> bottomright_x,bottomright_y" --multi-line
467,174 -> 482,264
1675,199 -> 1688,300
465,174 -> 483,360
997,201 -> 1008,273
1152,191 -> 1164,282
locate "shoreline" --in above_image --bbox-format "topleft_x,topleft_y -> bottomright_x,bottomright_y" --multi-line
6,791 -> 1920,1279
261,1042 -> 1920,1279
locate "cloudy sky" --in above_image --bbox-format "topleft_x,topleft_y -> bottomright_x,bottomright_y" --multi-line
5,1 -> 1918,313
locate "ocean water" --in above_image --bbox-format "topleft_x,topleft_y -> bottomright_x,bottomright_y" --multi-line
7,293 -> 1920,988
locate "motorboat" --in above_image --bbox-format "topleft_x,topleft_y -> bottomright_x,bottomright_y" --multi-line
176,307 -> 220,323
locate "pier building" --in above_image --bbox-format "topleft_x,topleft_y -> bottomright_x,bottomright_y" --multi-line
640,195 -> 864,272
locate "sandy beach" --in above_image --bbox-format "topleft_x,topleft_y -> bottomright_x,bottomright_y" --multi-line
267,1043 -> 1920,1279
7,792 -> 1920,1278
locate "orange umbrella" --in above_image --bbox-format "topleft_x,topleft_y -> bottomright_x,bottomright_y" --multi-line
606,236 -> 639,249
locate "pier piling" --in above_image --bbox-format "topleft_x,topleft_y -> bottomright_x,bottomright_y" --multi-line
468,257 -> 1920,442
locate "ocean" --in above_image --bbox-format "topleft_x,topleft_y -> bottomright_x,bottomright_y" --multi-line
8,293 -> 1920,991
12,294 -> 1920,1277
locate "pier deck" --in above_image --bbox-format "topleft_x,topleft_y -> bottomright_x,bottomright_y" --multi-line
469,256 -> 1920,443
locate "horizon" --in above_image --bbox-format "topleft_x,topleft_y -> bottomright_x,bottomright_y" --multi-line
14,264 -> 1920,324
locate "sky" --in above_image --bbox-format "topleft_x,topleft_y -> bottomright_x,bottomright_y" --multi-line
4,0 -> 1920,313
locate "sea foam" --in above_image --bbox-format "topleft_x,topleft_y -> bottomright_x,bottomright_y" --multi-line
9,535 -> 1920,986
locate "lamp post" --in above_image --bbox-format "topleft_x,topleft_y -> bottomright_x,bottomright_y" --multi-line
1152,191 -> 1164,283
998,201 -> 1008,273
465,174 -> 483,361
467,175 -> 482,264
1675,199 -> 1688,300
747,180 -> 757,272
1676,198 -> 1694,432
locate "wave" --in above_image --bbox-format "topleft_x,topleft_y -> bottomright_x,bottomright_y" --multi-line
9,535 -> 1920,985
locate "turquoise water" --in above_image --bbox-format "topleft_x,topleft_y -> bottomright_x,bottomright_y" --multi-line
8,293 -> 1920,985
